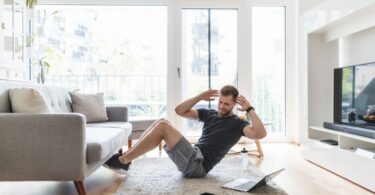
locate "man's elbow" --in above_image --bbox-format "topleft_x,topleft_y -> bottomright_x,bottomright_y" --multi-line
256,129 -> 267,139
174,107 -> 183,116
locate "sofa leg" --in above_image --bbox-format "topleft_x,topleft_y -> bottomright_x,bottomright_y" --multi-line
74,181 -> 86,195
128,139 -> 132,149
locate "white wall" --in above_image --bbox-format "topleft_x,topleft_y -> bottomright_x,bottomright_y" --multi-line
308,34 -> 337,127
339,26 -> 375,66
299,0 -> 324,15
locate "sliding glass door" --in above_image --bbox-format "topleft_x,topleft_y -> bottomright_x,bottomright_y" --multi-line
34,6 -> 167,119
181,9 -> 237,136
252,7 -> 286,136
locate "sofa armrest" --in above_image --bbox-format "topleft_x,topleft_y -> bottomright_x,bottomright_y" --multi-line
0,113 -> 87,181
106,106 -> 129,122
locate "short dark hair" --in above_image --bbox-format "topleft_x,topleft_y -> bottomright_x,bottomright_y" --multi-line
220,85 -> 239,102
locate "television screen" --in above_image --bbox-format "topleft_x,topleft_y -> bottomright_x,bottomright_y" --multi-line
340,62 -> 375,126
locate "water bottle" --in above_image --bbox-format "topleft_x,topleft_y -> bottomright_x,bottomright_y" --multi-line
241,148 -> 248,170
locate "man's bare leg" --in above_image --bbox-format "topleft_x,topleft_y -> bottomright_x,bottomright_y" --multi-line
120,120 -> 183,164
128,118 -> 170,151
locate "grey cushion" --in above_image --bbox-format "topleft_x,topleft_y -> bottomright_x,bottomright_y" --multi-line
86,126 -> 130,163
131,119 -> 156,131
69,92 -> 108,123
129,119 -> 156,139
129,131 -> 145,140
106,106 -> 129,122
9,88 -> 51,113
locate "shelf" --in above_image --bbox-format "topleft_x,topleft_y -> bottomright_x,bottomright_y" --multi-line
341,148 -> 356,153
303,135 -> 375,191
310,126 -> 375,144
307,126 -> 375,162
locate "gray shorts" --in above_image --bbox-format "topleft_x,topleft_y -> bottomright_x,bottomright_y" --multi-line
163,137 -> 206,178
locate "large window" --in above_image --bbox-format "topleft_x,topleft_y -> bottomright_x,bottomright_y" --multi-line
252,7 -> 286,136
34,6 -> 167,119
181,9 -> 237,136
30,1 -> 291,139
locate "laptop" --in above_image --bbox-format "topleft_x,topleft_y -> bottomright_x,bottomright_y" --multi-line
222,168 -> 285,192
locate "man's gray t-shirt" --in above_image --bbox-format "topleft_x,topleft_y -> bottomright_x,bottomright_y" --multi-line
195,108 -> 249,173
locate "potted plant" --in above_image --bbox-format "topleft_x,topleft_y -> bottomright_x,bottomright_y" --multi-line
37,57 -> 51,84
26,0 -> 38,9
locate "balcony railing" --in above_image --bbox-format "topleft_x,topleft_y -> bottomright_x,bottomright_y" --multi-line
45,74 -> 167,119
45,73 -> 284,134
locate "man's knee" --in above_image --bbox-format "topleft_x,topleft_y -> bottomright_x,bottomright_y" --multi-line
156,120 -> 170,128
156,118 -> 170,125
155,120 -> 174,134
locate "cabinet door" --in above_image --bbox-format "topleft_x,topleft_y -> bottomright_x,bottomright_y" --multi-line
9,68 -> 25,79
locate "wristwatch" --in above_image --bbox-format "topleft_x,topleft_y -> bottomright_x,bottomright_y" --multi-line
246,106 -> 255,113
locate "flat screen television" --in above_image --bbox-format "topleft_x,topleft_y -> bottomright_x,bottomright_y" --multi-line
334,62 -> 375,128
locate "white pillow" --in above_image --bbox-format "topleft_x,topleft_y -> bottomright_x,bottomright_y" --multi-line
9,88 -> 51,113
69,92 -> 108,123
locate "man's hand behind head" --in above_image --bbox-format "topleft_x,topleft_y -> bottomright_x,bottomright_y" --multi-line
199,89 -> 219,101
236,95 -> 252,112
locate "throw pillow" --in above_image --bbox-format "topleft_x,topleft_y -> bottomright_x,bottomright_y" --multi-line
69,92 -> 108,123
9,88 -> 51,113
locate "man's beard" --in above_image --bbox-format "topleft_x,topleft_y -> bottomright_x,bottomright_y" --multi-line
219,108 -> 232,116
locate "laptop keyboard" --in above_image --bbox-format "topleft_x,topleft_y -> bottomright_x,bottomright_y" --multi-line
236,181 -> 257,191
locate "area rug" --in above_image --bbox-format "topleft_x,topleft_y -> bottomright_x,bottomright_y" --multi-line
115,156 -> 287,195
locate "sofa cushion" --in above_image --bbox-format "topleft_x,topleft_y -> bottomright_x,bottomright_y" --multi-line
129,131 -> 145,140
8,88 -> 51,113
130,119 -> 156,131
69,92 -> 108,123
129,119 -> 156,139
86,126 -> 130,163
87,121 -> 132,131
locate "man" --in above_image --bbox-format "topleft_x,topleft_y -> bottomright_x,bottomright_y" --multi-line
105,85 -> 267,178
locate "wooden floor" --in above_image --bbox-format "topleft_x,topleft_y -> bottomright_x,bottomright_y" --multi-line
0,143 -> 373,195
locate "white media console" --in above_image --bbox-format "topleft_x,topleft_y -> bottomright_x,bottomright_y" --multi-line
302,126 -> 375,191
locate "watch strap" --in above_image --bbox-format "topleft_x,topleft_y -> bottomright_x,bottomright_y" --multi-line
246,106 -> 255,113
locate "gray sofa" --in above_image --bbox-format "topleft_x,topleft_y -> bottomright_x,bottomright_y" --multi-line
0,80 -> 132,195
